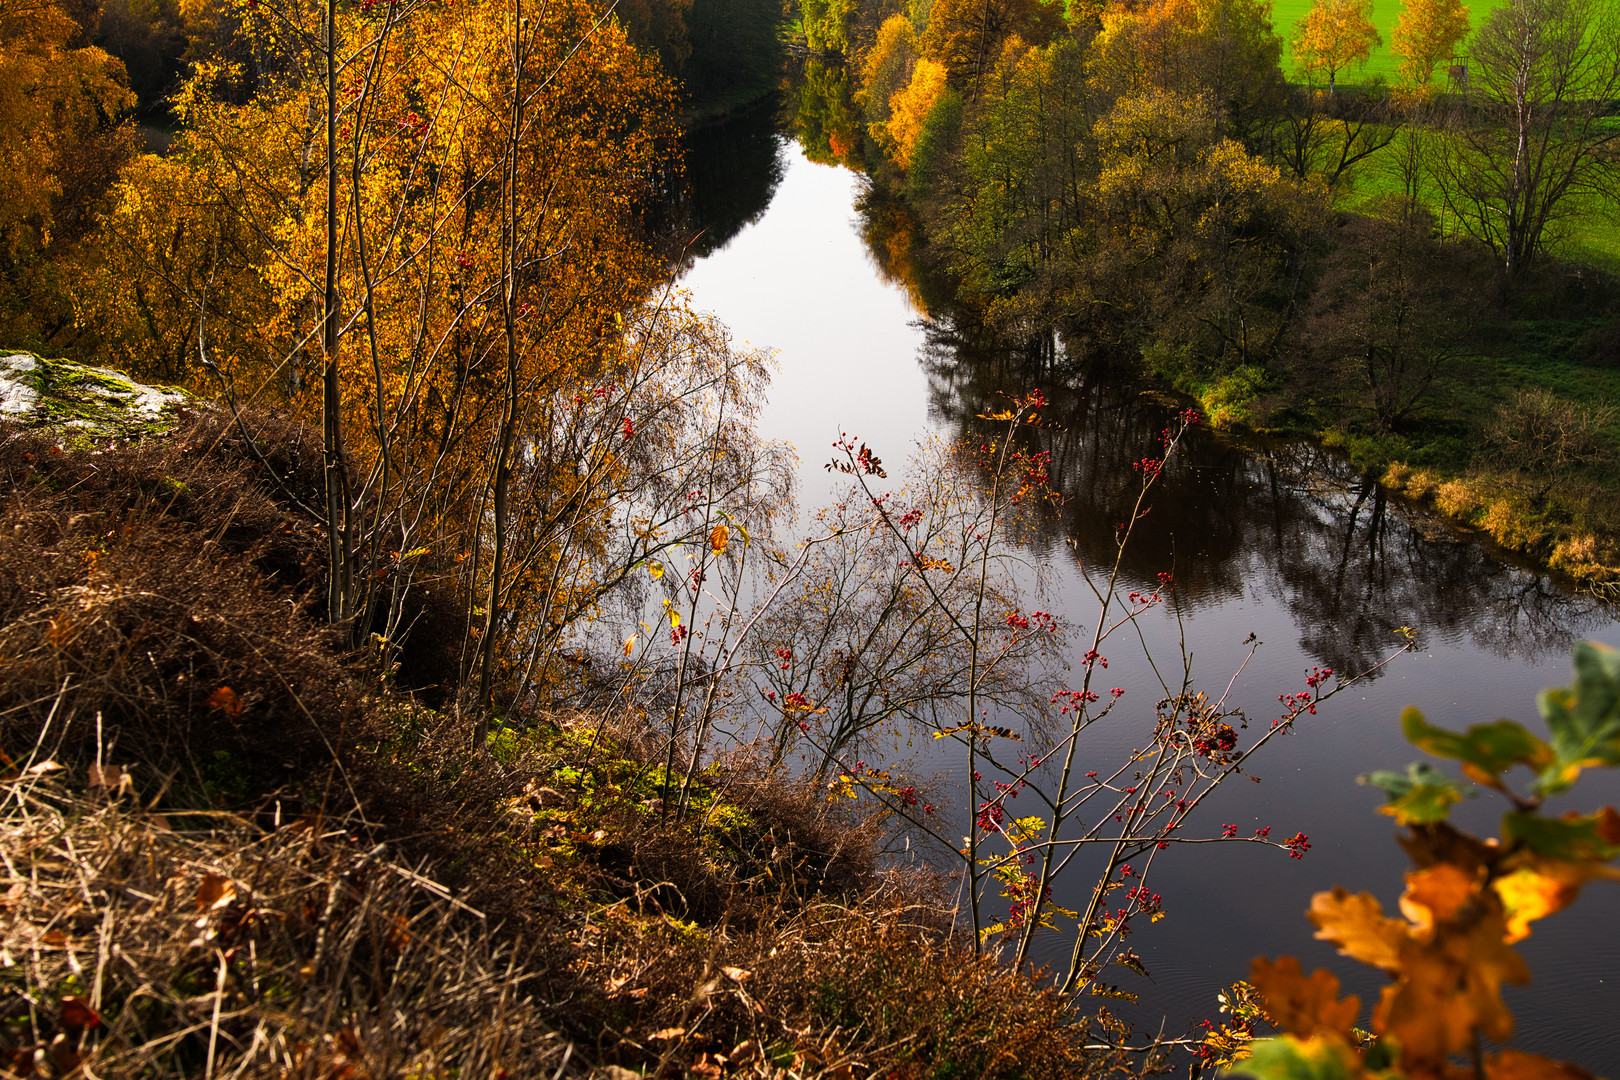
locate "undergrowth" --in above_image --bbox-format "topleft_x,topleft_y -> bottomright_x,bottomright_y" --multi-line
0,414 -> 1146,1078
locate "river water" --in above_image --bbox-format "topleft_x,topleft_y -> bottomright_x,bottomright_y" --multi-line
675,96 -> 1620,1070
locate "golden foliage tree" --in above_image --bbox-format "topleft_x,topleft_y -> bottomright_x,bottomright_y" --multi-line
1392,0 -> 1468,89
0,0 -> 135,341
860,13 -> 919,144
886,55 -> 949,165
84,0 -> 791,732
921,0 -> 1063,88
1292,0 -> 1381,92
1088,0 -> 1285,134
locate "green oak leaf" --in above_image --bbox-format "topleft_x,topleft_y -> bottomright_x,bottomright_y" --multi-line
1502,807 -> 1620,862
1399,708 -> 1550,787
1359,761 -> 1469,825
1534,640 -> 1620,796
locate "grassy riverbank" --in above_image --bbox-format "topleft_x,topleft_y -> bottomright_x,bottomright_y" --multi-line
0,410 -> 1140,1079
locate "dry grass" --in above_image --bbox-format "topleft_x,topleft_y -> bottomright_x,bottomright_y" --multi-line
0,768 -> 579,1078
0,416 -> 1166,1079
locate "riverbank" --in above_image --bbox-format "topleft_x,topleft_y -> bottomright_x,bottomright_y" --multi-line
0,409 -> 1127,1079
779,38 -> 1620,596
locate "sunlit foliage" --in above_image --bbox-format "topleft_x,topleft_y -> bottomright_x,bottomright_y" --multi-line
1230,641 -> 1620,1078
0,0 -> 135,343
1391,0 -> 1468,90
1291,0 -> 1381,92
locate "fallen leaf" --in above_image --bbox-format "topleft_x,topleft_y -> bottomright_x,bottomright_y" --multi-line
206,686 -> 244,718
58,997 -> 100,1029
26,760 -> 64,776
87,763 -> 130,796
722,966 -> 752,982
196,872 -> 236,911
648,1027 -> 686,1041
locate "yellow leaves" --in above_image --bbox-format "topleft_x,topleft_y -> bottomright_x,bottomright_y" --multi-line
1249,957 -> 1360,1041
709,523 -> 729,555
661,599 -> 681,628
885,58 -> 947,169
1391,0 -> 1470,89
1308,888 -> 1406,972
1493,856 -> 1620,943
1291,0 -> 1381,87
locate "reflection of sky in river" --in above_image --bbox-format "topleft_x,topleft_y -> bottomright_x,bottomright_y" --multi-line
680,142 -> 1620,1071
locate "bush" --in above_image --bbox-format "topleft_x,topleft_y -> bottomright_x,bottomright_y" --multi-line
1482,387 -> 1615,473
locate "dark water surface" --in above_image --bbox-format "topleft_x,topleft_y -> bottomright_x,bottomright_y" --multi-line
676,101 -> 1620,1071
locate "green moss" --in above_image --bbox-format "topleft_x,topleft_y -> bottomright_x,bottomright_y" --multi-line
0,350 -> 189,440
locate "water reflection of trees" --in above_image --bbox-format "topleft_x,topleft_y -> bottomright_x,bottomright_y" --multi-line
918,310 -> 1612,672
657,95 -> 786,268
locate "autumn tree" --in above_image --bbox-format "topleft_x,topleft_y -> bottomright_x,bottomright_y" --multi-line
921,0 -> 1063,88
860,13 -> 919,142
886,55 -> 949,165
1088,0 -> 1286,140
1292,0 -> 1381,92
1434,0 -> 1620,279
84,0 -> 793,736
0,0 -> 135,342
1391,0 -> 1468,90
1301,209 -> 1471,430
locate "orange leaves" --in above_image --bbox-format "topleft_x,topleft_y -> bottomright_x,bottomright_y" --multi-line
206,685 -> 244,717
1247,957 -> 1359,1040
1307,888 -> 1405,971
1304,870 -> 1528,1063
1397,862 -> 1476,934
709,523 -> 729,555
1485,1049 -> 1602,1080
1246,645 -> 1620,1080
1375,903 -> 1527,1058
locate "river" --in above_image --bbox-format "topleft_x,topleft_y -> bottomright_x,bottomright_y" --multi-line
674,94 -> 1620,1070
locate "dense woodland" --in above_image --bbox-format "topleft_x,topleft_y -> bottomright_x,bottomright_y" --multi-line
789,0 -> 1620,593
3,0 -> 1620,1075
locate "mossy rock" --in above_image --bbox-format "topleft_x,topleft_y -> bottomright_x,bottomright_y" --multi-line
0,351 -> 189,438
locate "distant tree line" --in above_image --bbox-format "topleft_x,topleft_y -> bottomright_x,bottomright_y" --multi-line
792,0 -> 1620,434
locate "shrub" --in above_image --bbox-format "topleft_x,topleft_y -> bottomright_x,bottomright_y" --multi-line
1482,387 -> 1616,473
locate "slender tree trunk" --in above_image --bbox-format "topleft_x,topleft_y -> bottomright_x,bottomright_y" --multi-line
475,2 -> 525,748
323,0 -> 350,631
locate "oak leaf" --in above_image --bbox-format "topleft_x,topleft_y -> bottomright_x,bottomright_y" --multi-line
1248,956 -> 1360,1039
1398,862 -> 1477,937
1307,888 -> 1407,972
1486,1049 -> 1601,1080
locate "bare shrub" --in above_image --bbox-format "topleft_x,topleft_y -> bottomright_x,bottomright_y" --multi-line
1482,387 -> 1616,473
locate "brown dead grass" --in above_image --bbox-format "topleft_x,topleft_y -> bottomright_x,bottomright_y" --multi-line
0,415 -> 1159,1080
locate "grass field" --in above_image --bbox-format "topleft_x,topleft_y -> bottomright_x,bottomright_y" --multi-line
1272,0 -> 1508,86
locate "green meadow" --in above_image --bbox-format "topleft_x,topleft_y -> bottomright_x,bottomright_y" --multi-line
1271,0 -> 1507,85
